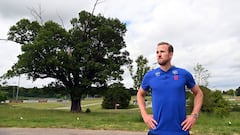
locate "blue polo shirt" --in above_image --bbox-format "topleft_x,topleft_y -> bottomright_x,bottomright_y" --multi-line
141,66 -> 195,135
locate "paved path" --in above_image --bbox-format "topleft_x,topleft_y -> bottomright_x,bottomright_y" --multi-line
0,128 -> 147,135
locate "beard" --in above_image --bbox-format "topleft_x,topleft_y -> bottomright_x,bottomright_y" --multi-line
158,58 -> 170,66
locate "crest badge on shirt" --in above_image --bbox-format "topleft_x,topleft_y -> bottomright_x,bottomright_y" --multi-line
155,72 -> 160,77
172,70 -> 178,80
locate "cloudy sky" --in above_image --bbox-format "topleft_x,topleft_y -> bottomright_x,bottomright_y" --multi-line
0,0 -> 240,91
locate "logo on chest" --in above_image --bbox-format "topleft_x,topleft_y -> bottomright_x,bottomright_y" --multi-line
155,72 -> 161,77
172,70 -> 178,80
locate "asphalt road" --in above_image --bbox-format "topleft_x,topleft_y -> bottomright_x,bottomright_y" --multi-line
0,128 -> 147,135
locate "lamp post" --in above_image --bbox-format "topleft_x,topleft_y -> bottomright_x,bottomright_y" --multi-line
15,75 -> 20,101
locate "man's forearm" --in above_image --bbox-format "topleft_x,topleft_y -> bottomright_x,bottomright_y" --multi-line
137,90 -> 148,117
192,89 -> 203,116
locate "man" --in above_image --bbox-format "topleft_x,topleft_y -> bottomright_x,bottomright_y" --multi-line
137,42 -> 203,135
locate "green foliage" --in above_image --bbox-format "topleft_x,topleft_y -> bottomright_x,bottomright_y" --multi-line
0,86 -> 14,99
102,83 -> 131,109
189,86 -> 231,117
223,89 -> 236,96
128,88 -> 138,96
236,86 -> 240,96
0,90 -> 8,102
212,91 -> 231,117
3,10 -> 132,112
186,90 -> 192,100
128,55 -> 150,91
0,85 -> 67,99
7,19 -> 41,45
85,108 -> 91,113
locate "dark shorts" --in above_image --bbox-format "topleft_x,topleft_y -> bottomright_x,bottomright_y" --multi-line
147,131 -> 154,135
147,131 -> 157,135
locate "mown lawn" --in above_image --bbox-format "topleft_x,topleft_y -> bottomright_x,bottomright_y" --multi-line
0,98 -> 239,135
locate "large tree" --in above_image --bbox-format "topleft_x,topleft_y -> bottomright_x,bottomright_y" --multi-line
128,55 -> 150,91
3,11 -> 132,112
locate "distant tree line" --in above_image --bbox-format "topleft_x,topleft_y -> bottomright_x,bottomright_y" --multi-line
0,84 -> 136,101
0,85 -> 67,99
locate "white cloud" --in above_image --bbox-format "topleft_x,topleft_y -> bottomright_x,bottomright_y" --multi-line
0,0 -> 240,90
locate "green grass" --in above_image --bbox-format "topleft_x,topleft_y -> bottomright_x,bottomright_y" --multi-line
0,98 -> 240,135
192,112 -> 240,135
10,102 -> 68,109
0,102 -> 147,131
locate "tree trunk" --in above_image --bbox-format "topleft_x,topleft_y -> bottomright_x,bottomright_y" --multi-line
70,97 -> 82,113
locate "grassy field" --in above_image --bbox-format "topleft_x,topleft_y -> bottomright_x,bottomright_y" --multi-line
0,97 -> 240,135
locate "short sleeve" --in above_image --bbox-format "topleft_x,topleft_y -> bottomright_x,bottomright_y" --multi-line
141,71 -> 151,91
185,70 -> 196,89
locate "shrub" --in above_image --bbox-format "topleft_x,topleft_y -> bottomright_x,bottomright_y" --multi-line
85,108 -> 91,113
102,84 -> 131,109
188,86 -> 231,117
0,91 -> 8,102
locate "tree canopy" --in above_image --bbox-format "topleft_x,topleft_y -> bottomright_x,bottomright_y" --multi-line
3,11 -> 132,112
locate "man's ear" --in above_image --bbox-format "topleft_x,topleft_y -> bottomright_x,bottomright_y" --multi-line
169,52 -> 173,58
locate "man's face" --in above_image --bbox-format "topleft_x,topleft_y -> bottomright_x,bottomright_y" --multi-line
156,44 -> 173,66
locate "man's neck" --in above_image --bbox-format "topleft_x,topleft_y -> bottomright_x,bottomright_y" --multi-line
160,64 -> 172,72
